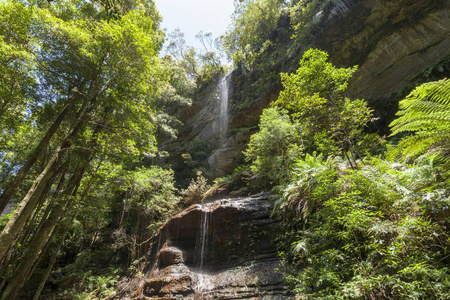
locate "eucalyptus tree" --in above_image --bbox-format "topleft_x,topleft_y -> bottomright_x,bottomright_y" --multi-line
0,1 -> 167,295
164,29 -> 200,81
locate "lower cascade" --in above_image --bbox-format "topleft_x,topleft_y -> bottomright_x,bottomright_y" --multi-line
195,206 -> 213,299
131,194 -> 292,299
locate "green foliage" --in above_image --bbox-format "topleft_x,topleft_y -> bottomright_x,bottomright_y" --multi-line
289,0 -> 352,44
0,1 -> 187,298
180,171 -> 210,206
289,0 -> 323,40
80,269 -> 120,299
245,107 -> 304,187
52,251 -> 121,300
30,0 -> 165,160
274,49 -> 373,167
274,152 -> 340,221
121,166 -> 180,217
0,0 -> 36,130
164,28 -> 225,89
389,78 -> 450,160
0,121 -> 40,198
222,0 -> 286,68
0,207 -> 15,232
195,30 -> 227,84
173,136 -> 218,188
277,156 -> 450,299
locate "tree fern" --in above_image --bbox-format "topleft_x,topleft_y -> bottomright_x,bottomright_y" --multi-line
273,152 -> 340,221
389,78 -> 450,159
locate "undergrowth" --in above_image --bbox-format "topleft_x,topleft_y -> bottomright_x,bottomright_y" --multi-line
275,155 -> 449,299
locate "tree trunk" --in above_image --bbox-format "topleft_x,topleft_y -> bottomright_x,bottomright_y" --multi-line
0,166 -> 85,300
31,165 -> 99,300
0,96 -> 79,214
32,222 -> 70,300
0,163 -> 67,288
15,160 -> 68,252
0,147 -> 62,264
0,100 -> 89,262
25,220 -> 59,286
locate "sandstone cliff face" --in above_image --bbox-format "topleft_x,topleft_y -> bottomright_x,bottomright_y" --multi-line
131,194 -> 292,299
168,0 -> 449,182
318,0 -> 450,130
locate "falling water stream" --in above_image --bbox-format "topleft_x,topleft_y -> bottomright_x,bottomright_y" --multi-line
195,206 -> 214,299
207,75 -> 230,173
218,76 -> 230,140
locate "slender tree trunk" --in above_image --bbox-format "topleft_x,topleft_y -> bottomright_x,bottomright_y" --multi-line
343,151 -> 355,170
0,206 -> 63,300
133,212 -> 141,262
15,160 -> 68,251
32,222 -> 70,300
0,101 -> 89,262
0,127 -> 102,298
0,163 -> 66,287
25,220 -> 59,285
0,96 -> 79,214
0,148 -> 62,264
32,162 -> 100,300
0,166 -> 85,300
18,166 -> 68,284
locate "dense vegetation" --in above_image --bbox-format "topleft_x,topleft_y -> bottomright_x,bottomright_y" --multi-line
0,0 -> 193,298
237,47 -> 449,299
221,1 -> 449,298
0,0 -> 448,299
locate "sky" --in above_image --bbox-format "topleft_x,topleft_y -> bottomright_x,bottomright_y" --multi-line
154,0 -> 235,51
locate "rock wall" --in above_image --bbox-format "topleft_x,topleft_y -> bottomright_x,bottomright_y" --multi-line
317,0 -> 450,130
131,194 -> 292,299
167,0 -> 449,182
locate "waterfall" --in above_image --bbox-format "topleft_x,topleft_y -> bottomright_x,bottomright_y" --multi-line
195,206 -> 213,299
218,76 -> 229,140
207,75 -> 230,174
199,209 -> 209,271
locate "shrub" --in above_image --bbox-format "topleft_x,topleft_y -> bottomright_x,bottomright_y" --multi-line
180,171 -> 210,205
244,107 -> 304,187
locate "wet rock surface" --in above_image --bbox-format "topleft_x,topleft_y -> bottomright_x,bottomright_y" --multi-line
131,194 -> 292,299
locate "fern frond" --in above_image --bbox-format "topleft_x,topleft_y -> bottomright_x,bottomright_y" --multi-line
389,78 -> 450,159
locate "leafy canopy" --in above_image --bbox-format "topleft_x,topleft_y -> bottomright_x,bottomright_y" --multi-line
273,48 -> 373,165
0,1 -> 36,130
222,0 -> 286,66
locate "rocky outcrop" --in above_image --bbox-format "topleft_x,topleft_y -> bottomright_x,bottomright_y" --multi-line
317,0 -> 450,130
345,6 -> 449,100
131,194 -> 292,299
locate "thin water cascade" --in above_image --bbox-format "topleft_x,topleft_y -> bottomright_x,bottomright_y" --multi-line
218,76 -> 230,140
207,75 -> 231,174
195,205 -> 214,299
